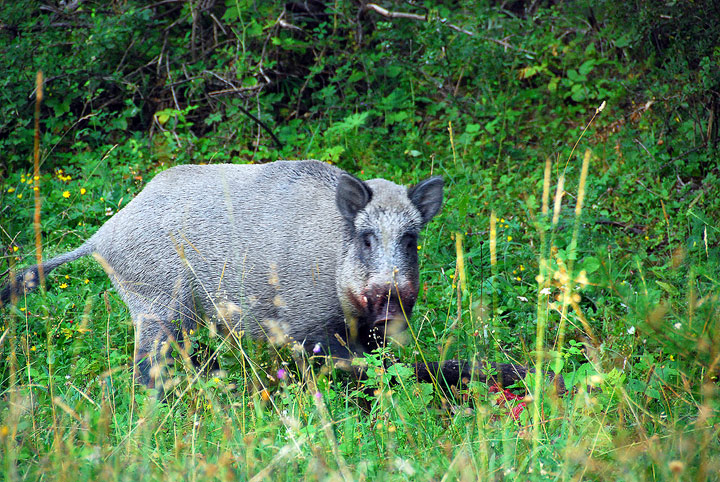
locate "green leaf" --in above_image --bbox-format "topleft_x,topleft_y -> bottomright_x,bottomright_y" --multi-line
386,110 -> 409,124
579,60 -> 595,76
655,280 -> 678,295
242,76 -> 258,88
348,70 -> 364,83
466,123 -> 481,133
570,84 -> 587,102
385,65 -> 402,78
645,387 -> 661,399
548,76 -> 559,93
582,256 -> 601,274
614,35 -> 631,48
387,363 -> 413,379
222,5 -> 238,21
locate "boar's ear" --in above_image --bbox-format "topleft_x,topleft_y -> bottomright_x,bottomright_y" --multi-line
408,176 -> 444,223
336,173 -> 373,223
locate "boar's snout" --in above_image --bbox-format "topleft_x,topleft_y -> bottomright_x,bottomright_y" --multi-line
345,280 -> 417,333
365,282 -> 417,331
371,294 -> 403,326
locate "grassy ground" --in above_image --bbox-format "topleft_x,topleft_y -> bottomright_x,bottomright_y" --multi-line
1,2 -> 720,480
2,131 -> 718,480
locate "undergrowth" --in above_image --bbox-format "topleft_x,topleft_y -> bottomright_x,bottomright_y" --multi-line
1,1 -> 719,480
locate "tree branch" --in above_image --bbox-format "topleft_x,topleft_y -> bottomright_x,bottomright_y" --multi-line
363,3 -> 536,56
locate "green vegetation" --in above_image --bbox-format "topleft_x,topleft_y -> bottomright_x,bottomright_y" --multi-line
1,0 -> 719,480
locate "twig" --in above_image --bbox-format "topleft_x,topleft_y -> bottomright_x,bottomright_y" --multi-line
166,55 -> 180,111
484,35 -> 536,55
636,179 -> 662,198
365,3 -> 425,21
254,95 -> 262,158
208,12 -> 227,36
205,93 -> 282,150
207,86 -> 263,97
657,143 -> 707,172
441,19 -> 475,37
204,69 -> 241,89
278,18 -> 304,32
595,219 -> 647,235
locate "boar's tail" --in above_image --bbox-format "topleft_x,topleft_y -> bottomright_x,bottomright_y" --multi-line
0,242 -> 94,307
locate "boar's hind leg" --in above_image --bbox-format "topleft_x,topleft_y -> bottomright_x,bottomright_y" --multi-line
122,288 -> 199,390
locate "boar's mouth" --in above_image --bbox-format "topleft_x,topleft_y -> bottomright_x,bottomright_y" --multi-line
372,311 -> 405,327
372,315 -> 408,340
345,288 -> 416,332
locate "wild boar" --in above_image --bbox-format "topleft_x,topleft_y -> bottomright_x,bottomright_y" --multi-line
2,160 -> 560,393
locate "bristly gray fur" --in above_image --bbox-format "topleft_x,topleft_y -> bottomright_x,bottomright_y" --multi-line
1,160 -> 444,386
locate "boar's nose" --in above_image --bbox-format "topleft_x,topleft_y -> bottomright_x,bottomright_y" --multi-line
367,284 -> 413,327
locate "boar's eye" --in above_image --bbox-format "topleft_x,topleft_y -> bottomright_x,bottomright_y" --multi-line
401,233 -> 418,254
360,232 -> 376,254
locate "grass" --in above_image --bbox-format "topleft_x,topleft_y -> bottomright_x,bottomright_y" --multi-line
2,127 -> 718,480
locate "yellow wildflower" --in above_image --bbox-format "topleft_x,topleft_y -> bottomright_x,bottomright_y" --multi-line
60,283 -> 68,289
84,279 -> 89,284
17,194 -> 22,199
507,236 -> 512,242
80,188 -> 86,195
62,191 -> 70,198
31,346 -> 36,352
12,246 -> 18,252
7,187 -> 14,193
